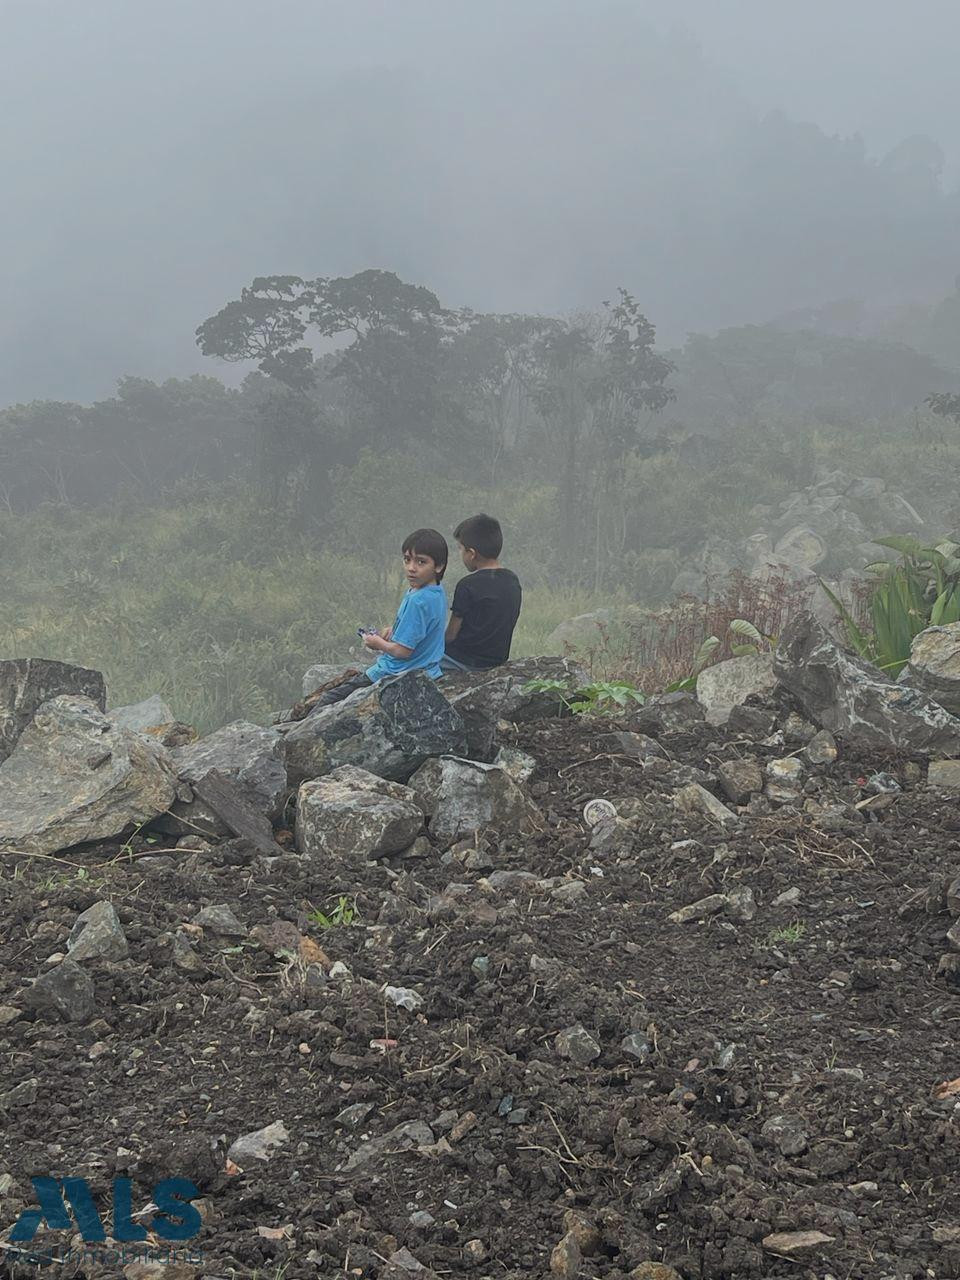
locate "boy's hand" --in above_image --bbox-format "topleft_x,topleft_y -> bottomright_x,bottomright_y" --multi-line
380,627 -> 392,641
362,632 -> 384,651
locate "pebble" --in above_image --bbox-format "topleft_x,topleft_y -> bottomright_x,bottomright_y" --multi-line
762,1229 -> 835,1255
192,904 -> 247,936
550,1231 -> 581,1279
773,886 -> 801,907
724,885 -> 757,922
668,893 -> 726,924
67,900 -> 129,963
25,959 -> 96,1023
621,1032 -> 653,1062
227,1119 -> 290,1165
409,1210 -> 436,1228
555,1023 -> 601,1065
805,730 -> 838,765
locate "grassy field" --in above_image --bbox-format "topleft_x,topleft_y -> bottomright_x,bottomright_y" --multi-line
0,495 -> 611,731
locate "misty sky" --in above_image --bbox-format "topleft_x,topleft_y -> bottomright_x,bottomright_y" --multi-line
1,0 -> 958,405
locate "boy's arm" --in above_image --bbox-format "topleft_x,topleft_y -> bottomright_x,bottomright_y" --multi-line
445,613 -> 462,643
363,633 -> 412,658
446,578 -> 470,644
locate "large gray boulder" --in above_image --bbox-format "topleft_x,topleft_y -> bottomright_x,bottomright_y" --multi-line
774,612 -> 960,757
284,670 -> 468,785
408,755 -> 542,844
157,720 -> 287,836
296,766 -> 424,859
900,624 -> 960,717
171,721 -> 286,815
0,658 -> 106,763
696,653 -> 777,726
0,696 -> 177,856
440,656 -> 587,760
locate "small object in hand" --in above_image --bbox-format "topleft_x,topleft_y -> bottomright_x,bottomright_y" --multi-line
357,626 -> 375,638
583,798 -> 617,827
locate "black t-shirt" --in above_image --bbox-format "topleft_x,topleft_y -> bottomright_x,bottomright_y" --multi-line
446,568 -> 522,669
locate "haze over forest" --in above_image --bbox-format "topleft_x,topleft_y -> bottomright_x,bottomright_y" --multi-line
2,0 -> 959,405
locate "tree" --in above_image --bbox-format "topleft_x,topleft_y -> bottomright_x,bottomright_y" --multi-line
529,290 -> 675,576
928,392 -> 960,426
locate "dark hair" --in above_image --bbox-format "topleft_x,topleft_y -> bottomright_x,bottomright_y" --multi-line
453,513 -> 503,560
402,528 -> 449,581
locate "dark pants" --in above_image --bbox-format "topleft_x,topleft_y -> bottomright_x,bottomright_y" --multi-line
311,672 -> 374,709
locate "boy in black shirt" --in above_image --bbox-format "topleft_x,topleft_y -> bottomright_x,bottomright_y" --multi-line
442,514 -> 522,672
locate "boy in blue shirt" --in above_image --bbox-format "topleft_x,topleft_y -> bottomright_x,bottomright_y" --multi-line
311,528 -> 449,708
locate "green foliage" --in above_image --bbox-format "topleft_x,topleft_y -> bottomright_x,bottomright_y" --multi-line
568,680 -> 646,714
822,535 -> 960,673
522,676 -> 645,716
308,896 -> 359,928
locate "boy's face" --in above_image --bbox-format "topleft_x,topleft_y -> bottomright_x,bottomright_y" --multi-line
403,547 -> 442,589
458,541 -> 480,571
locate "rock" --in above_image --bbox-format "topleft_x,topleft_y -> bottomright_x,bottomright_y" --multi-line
929,760 -> 960,790
696,653 -> 777,726
555,1023 -> 601,1064
717,758 -> 763,805
765,781 -> 802,806
408,756 -> 541,844
302,662 -> 363,698
25,959 -> 96,1022
545,608 -> 617,654
774,612 -> 960,757
805,729 -> 838,764
108,694 -> 176,735
296,766 -> 424,859
284,670 -> 468,784
227,1120 -> 289,1166
771,524 -> 827,569
782,711 -> 816,741
168,721 -> 286,830
621,1033 -> 652,1062
668,893 -> 727,924
762,1230 -> 835,1256
629,1266 -> 683,1280
492,745 -> 539,783
562,1210 -> 601,1256
66,901 -> 129,963
726,703 -> 778,738
607,731 -> 668,761
631,691 -> 704,734
171,931 -> 204,973
0,1078 -> 38,1109
674,782 -> 737,826
761,1112 -> 809,1156
381,1246 -> 436,1278
724,885 -> 757,922
773,886 -> 802,907
550,1232 -> 582,1279
0,657 -> 106,762
767,757 -> 804,783
193,904 -> 247,936
908,625 -> 960,715
0,696 -> 177,856
0,1005 -> 22,1025
440,657 -> 588,761
343,1119 -> 435,1171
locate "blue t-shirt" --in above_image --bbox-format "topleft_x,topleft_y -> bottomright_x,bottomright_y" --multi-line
366,583 -> 447,682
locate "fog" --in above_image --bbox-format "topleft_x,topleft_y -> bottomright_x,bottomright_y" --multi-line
1,0 -> 958,405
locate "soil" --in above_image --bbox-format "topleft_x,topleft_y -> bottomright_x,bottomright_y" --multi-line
2,708 -> 960,1280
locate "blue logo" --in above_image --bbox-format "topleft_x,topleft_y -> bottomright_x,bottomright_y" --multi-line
11,1177 -> 201,1245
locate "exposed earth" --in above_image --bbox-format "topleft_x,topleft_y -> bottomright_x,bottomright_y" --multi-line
2,705 -> 960,1280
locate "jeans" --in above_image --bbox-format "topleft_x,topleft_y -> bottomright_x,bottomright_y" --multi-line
440,653 -> 481,673
310,671 -> 373,709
